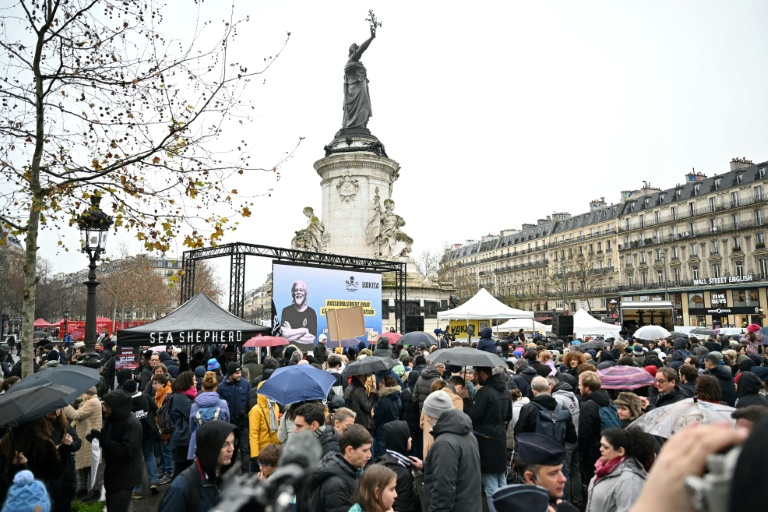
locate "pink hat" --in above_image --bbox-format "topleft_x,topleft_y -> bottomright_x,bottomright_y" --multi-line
735,372 -> 744,385
747,324 -> 761,333
644,365 -> 658,378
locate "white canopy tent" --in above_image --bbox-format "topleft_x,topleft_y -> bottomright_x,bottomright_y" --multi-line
573,308 -> 622,339
438,288 -> 535,335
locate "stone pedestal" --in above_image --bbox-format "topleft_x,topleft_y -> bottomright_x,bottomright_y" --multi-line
314,134 -> 401,259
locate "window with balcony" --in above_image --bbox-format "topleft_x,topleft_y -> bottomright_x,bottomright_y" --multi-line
607,240 -> 612,251
756,186 -> 764,201
654,211 -> 660,223
674,267 -> 681,284
712,263 -> 721,278
639,215 -> 645,228
672,246 -> 679,258
689,203 -> 696,216
732,214 -> 740,230
692,266 -> 700,280
756,210 -> 765,226
641,272 -> 648,286
640,253 -> 647,264
597,242 -> 602,252
709,218 -> 717,232
710,240 -> 719,255
733,236 -> 741,249
625,218 -> 630,231
731,191 -> 740,207
657,270 -> 664,285
759,258 -> 768,277
709,197 -> 716,211
671,206 -> 677,220
758,233 -> 765,247
689,222 -> 696,236
627,276 -> 633,287
735,261 -> 744,277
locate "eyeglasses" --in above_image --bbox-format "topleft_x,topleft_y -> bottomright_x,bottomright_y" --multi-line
654,379 -> 668,384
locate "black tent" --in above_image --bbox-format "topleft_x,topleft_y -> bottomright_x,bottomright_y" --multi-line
117,292 -> 270,347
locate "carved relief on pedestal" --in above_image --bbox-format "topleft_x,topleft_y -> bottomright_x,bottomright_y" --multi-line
291,206 -> 329,253
336,171 -> 360,204
365,188 -> 413,260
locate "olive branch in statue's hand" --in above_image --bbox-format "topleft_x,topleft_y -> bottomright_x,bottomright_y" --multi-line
366,9 -> 382,36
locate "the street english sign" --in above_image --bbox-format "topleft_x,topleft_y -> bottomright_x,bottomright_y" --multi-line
693,275 -> 754,286
148,330 -> 243,344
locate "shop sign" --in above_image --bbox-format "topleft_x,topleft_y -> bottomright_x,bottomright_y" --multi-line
693,275 -> 754,286
688,307 -> 761,315
711,293 -> 727,307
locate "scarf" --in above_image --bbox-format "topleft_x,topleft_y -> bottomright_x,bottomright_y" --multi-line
594,455 -> 626,483
266,398 -> 279,434
181,387 -> 198,400
385,449 -> 412,468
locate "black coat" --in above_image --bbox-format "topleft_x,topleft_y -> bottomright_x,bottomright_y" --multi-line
307,452 -> 359,512
344,381 -> 376,433
101,390 -> 143,492
400,374 -> 421,433
373,386 -> 402,441
651,386 -> 687,409
705,365 -> 737,407
412,365 -> 441,411
736,372 -> 768,408
465,373 -> 511,473
530,360 -> 553,378
578,388 -> 612,481
423,409 -> 482,512
378,453 -> 420,512
512,367 -> 538,399
47,418 -> 82,511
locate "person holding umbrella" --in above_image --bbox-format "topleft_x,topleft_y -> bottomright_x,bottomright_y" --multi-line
62,387 -> 102,501
345,373 -> 377,434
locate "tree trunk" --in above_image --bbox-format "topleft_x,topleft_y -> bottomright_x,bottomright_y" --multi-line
21,9 -> 53,377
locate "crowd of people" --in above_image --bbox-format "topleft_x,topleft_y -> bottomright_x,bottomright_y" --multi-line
2,324 -> 768,512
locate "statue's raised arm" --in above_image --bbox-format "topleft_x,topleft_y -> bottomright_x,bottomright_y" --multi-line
340,11 -> 382,133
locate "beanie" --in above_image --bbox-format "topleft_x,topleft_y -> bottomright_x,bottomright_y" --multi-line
747,324 -> 761,333
1,470 -> 51,512
207,358 -> 220,371
121,379 -> 139,394
116,368 -> 134,386
227,364 -> 242,377
422,391 -> 454,420
644,365 -> 657,378
194,366 -> 207,378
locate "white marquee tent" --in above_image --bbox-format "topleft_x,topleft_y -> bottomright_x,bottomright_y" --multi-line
438,288 -> 534,321
573,308 -> 622,339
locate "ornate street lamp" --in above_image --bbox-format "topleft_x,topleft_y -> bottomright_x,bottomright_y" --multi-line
63,308 -> 69,342
76,194 -> 113,365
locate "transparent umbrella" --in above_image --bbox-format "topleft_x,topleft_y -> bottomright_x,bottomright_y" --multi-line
629,398 -> 735,438
633,325 -> 671,341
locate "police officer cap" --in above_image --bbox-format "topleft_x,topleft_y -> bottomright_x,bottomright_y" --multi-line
516,433 -> 566,466
492,484 -> 550,512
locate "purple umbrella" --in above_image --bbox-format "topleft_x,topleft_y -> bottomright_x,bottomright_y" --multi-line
598,365 -> 655,390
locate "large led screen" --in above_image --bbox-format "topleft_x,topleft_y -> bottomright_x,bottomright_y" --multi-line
271,262 -> 382,351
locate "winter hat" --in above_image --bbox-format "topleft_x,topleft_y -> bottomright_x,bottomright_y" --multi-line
633,345 -> 644,355
43,343 -> 54,351
207,358 -> 220,371
614,392 -> 643,420
1,470 -> 51,512
571,340 -> 581,346
734,372 -> 744,385
116,368 -> 134,386
644,365 -> 658,378
747,324 -> 761,333
480,328 -> 493,338
121,379 -> 139,394
226,364 -> 242,377
46,350 -> 59,362
422,391 -> 454,420
194,366 -> 207,378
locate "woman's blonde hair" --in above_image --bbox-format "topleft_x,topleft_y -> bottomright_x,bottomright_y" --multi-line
202,371 -> 218,391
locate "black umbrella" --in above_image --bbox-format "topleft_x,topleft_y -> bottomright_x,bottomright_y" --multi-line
0,382 -> 77,428
8,364 -> 101,407
577,340 -> 610,351
400,331 -> 437,347
427,347 -> 506,368
691,327 -> 716,337
343,356 -> 398,377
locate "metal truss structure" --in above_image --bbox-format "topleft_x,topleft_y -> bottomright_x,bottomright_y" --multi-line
180,242 -> 407,332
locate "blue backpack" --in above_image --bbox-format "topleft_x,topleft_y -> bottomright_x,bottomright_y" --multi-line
598,403 -> 622,432
195,404 -> 222,426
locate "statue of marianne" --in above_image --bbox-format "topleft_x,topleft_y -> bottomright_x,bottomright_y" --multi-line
341,24 -> 376,131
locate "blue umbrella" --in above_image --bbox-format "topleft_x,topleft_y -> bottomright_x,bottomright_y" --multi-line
257,364 -> 336,406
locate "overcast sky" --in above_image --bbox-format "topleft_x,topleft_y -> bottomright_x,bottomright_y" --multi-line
39,0 -> 768,299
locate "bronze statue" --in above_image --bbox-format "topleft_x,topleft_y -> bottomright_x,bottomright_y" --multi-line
340,11 -> 381,133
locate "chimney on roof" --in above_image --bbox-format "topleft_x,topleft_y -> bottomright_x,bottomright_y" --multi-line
730,157 -> 753,172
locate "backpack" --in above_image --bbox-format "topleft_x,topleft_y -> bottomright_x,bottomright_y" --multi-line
157,393 -> 175,435
195,404 -> 221,426
598,403 -> 622,432
532,402 -> 570,446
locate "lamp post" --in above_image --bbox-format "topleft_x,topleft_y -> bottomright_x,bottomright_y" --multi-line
63,308 -> 69,341
659,249 -> 672,327
76,194 -> 113,366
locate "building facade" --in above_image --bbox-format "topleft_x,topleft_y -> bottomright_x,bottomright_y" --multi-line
440,157 -> 768,329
